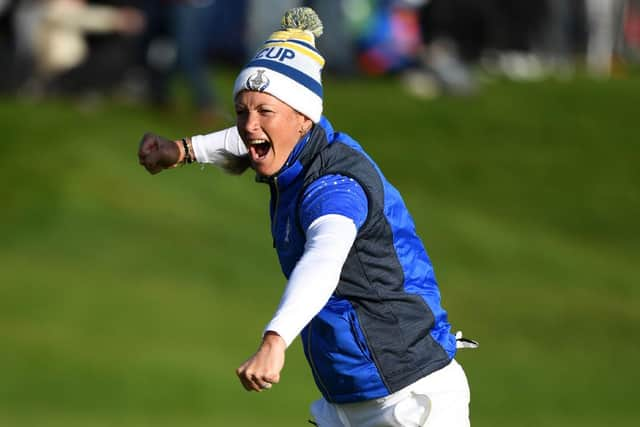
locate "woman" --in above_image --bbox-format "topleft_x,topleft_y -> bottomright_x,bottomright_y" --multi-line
138,8 -> 475,427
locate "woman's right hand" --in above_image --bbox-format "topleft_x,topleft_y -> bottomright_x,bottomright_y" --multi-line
236,332 -> 286,392
138,132 -> 181,174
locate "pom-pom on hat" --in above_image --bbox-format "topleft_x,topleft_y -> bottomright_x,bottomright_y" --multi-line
233,7 -> 325,123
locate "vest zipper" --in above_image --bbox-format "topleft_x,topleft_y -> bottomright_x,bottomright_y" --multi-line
271,176 -> 280,248
307,320 -> 333,402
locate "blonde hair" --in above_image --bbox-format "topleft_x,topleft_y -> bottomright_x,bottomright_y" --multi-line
217,151 -> 252,175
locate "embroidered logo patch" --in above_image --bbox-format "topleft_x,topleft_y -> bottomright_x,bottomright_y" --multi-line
284,217 -> 291,244
246,69 -> 270,92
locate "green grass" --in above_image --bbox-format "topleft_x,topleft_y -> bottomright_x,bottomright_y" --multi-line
1,71 -> 639,426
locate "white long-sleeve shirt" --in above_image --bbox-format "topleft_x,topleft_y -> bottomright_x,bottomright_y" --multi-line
191,127 -> 247,163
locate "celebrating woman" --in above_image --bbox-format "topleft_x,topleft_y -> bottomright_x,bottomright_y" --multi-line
138,7 -> 474,426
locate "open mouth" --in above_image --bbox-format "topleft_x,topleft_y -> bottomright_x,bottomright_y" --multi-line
249,140 -> 271,159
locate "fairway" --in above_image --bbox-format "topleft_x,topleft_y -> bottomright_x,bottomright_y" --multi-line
1,71 -> 639,426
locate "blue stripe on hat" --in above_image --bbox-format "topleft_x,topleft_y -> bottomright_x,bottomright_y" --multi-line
246,59 -> 323,98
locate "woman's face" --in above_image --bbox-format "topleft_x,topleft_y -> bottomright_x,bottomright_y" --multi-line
235,90 -> 311,177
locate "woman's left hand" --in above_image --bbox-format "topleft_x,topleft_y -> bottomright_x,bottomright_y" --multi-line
236,331 -> 286,392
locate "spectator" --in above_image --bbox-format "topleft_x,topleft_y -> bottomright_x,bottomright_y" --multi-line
141,0 -> 233,125
585,0 -> 627,76
15,0 -> 145,97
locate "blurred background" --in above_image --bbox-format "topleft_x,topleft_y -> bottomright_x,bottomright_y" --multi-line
1,0 -> 639,426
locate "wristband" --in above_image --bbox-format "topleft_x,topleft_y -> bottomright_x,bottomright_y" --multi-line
181,138 -> 193,164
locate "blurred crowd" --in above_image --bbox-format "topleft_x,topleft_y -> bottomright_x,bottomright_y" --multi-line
1,0 -> 639,114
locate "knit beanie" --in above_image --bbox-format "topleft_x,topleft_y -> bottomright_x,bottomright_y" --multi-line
233,7 -> 325,123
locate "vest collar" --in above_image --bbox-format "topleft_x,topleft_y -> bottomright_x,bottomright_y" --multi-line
255,116 -> 334,187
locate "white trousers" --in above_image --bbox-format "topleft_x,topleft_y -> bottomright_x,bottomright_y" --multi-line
310,359 -> 470,427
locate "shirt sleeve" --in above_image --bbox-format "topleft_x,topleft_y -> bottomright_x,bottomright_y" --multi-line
264,214 -> 358,347
191,126 -> 247,164
300,174 -> 368,232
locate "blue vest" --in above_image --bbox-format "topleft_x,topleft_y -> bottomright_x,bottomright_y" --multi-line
262,117 -> 457,403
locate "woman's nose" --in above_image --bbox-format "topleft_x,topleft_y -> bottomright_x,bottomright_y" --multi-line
243,112 -> 260,133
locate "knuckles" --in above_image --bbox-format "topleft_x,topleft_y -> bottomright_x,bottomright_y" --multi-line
141,132 -> 157,141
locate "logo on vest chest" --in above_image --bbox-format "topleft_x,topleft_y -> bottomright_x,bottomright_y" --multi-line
283,217 -> 291,245
275,216 -> 295,250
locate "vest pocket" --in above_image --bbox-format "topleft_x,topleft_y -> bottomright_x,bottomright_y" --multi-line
306,303 -> 388,401
348,310 -> 373,363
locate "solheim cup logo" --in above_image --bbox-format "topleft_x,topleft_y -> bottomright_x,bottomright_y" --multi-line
246,70 -> 270,92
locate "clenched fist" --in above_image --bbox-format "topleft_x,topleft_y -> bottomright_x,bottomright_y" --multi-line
236,332 -> 286,392
138,132 -> 181,174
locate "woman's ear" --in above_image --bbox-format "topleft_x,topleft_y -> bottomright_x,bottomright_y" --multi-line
298,115 -> 313,134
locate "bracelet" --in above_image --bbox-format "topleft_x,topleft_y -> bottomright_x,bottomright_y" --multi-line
181,138 -> 193,164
